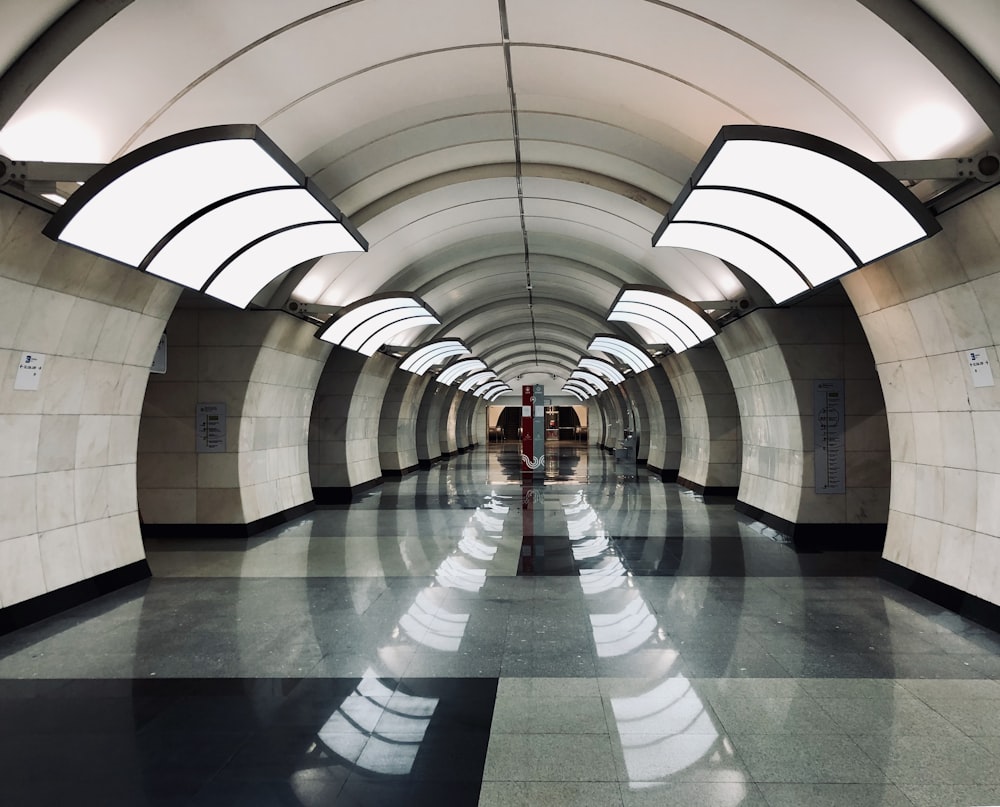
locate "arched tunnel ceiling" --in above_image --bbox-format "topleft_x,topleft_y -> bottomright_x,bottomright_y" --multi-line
1,0 -> 998,387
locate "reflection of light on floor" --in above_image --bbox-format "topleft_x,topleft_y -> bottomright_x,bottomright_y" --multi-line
612,676 -> 719,781
590,597 -> 657,656
398,588 -> 469,651
571,534 -> 611,560
459,529 -> 498,560
318,670 -> 438,775
578,560 -> 627,594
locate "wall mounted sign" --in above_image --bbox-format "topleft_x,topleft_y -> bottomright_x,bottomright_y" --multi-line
967,349 -> 995,388
196,402 -> 227,453
14,352 -> 45,390
814,379 -> 845,495
151,333 -> 167,374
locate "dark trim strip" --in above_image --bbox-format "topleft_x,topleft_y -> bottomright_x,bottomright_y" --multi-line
418,457 -> 442,468
677,476 -> 739,497
0,560 -> 150,637
382,463 -> 420,477
312,478 -> 383,504
735,500 -> 886,551
647,465 -> 679,482
880,559 -> 1000,634
141,501 -> 315,538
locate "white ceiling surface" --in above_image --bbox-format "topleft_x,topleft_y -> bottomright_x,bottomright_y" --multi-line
1,0 -> 998,384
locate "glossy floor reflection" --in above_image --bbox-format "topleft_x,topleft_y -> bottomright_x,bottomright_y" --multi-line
1,444 -> 1000,806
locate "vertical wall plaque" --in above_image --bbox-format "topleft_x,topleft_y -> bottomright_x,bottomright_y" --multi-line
196,402 -> 227,453
814,380 -> 845,495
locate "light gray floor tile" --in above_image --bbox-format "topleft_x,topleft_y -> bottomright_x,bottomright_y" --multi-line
814,694 -> 966,736
709,695 -> 844,735
728,733 -> 887,783
483,733 -> 619,782
897,783 -> 1000,807
621,781 -> 768,806
479,781 -> 625,807
757,782 -> 915,807
492,694 -> 609,734
897,679 -> 1000,700
852,733 -> 1000,785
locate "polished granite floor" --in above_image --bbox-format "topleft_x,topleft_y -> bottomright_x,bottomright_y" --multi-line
2,444 -> 1000,806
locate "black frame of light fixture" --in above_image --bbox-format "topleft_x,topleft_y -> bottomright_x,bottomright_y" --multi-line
399,338 -> 470,374
588,333 -> 654,372
43,124 -> 368,267
608,284 -> 720,346
652,125 -> 942,273
314,291 -> 440,347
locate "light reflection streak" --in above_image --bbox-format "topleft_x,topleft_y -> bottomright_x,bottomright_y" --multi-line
310,490 -> 509,781
561,491 -> 748,796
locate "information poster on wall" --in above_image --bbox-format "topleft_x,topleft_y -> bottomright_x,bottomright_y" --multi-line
196,402 -> 227,453
14,352 -> 45,390
967,348 -> 995,387
813,379 -> 845,495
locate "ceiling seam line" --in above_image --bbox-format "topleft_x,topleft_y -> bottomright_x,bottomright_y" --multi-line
498,0 -> 540,369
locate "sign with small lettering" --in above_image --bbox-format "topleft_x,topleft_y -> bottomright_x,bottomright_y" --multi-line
14,352 -> 45,390
814,380 -> 845,495
967,349 -> 995,388
196,402 -> 227,453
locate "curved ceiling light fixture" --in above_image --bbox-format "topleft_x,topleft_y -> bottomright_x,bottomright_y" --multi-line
570,370 -> 609,392
399,339 -> 470,375
607,286 -> 719,353
652,125 -> 941,304
458,371 -> 498,392
578,357 -> 626,385
484,386 -> 513,402
437,358 -> 488,386
563,380 -> 596,399
474,381 -> 511,398
316,293 -> 439,356
589,335 -> 655,374
43,124 -> 367,308
560,387 -> 586,402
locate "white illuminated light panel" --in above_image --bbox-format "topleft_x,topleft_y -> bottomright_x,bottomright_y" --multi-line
589,336 -> 654,373
653,125 -> 940,304
317,295 -> 440,356
474,381 -> 507,398
459,371 -> 497,392
579,358 -> 626,385
570,371 -> 608,392
437,359 -> 488,386
44,124 -> 368,309
400,340 -> 469,375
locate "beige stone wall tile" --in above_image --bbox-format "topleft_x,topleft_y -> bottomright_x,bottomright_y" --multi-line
136,450 -> 195,489
888,460 -> 917,514
939,411 -> 976,469
935,524 -> 975,591
913,465 -> 945,523
139,488 -> 196,523
926,352 -> 971,412
0,474 -> 37,541
968,533 -> 1000,604
906,516 -> 942,578
36,470 -> 77,532
882,304 -> 925,361
196,487 -> 244,523
36,414 -> 79,472
74,467 -> 110,523
941,466 -> 978,532
976,471 -> 1000,535
38,525 -> 84,591
0,413 -> 41,476
0,534 -> 46,606
971,410 -> 1000,473
907,294 -> 954,356
875,362 -> 910,413
75,414 -> 111,469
